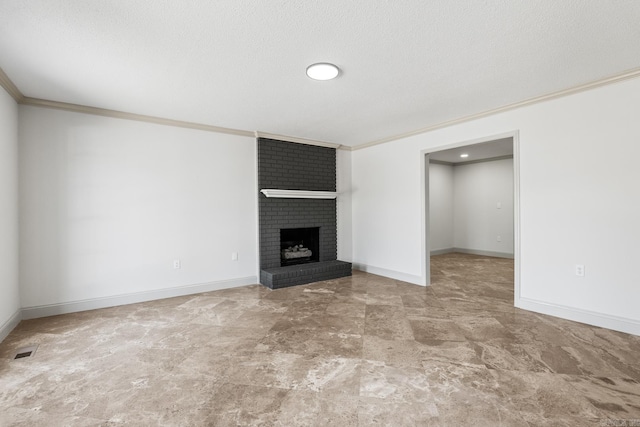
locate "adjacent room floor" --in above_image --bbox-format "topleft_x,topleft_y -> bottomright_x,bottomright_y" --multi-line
1,253 -> 639,426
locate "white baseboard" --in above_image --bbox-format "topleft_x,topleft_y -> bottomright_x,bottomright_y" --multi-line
430,248 -> 456,256
21,276 -> 258,320
0,309 -> 22,343
517,297 -> 640,337
352,263 -> 423,286
446,248 -> 514,259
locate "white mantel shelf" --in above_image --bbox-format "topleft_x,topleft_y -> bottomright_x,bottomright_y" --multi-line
260,189 -> 337,199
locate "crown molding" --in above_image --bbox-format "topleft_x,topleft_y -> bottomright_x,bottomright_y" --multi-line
20,94 -> 347,146
0,66 -> 24,102
352,67 -> 640,151
6,64 -> 640,150
255,131 -> 342,149
21,97 -> 255,137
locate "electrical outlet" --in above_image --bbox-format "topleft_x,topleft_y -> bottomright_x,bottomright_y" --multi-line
575,264 -> 585,277
231,252 -> 238,261
173,259 -> 181,269
497,235 -> 502,242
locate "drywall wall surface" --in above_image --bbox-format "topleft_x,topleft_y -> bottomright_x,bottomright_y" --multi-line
19,106 -> 258,309
352,76 -> 640,333
428,162 -> 454,251
0,88 -> 20,337
337,149 -> 353,261
352,139 -> 423,282
453,159 -> 513,254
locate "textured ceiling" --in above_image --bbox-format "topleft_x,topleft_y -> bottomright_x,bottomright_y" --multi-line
1,1 -> 639,147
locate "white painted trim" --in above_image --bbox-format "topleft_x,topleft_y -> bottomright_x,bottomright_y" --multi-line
430,248 -> 456,256
352,263 -> 423,286
0,66 -> 24,103
430,248 -> 513,258
421,152 -> 431,285
0,67 -> 343,149
352,67 -> 640,151
516,297 -> 640,337
253,139 -> 262,283
512,134 -> 522,306
0,309 -> 22,343
449,248 -> 514,259
21,276 -> 258,320
21,97 -> 255,137
260,189 -> 337,199
3,64 -> 639,151
255,131 -> 342,149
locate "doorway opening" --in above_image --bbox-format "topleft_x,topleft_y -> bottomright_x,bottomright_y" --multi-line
421,131 -> 520,301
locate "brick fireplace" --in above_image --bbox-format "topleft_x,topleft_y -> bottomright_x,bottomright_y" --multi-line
258,138 -> 351,289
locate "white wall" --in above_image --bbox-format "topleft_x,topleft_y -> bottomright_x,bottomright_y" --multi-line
453,159 -> 513,256
0,89 -> 20,340
428,162 -> 454,252
337,149 -> 352,261
19,106 -> 258,315
352,76 -> 640,335
351,140 -> 424,284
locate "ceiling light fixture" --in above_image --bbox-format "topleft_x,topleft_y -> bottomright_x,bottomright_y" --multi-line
460,153 -> 469,158
306,63 -> 340,81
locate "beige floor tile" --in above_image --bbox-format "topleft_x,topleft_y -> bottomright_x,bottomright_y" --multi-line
0,253 -> 638,426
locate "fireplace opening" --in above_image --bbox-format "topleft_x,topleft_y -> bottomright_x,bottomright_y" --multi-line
280,227 -> 320,266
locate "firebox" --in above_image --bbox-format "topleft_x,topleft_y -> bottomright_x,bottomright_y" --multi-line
280,227 -> 319,266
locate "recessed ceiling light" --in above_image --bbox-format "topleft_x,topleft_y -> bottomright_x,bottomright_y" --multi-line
460,153 -> 469,158
306,63 -> 340,81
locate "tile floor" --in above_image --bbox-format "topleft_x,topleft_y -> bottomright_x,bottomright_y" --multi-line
1,253 -> 639,426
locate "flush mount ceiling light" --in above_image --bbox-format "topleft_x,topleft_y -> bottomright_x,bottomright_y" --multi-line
460,153 -> 469,158
306,63 -> 340,81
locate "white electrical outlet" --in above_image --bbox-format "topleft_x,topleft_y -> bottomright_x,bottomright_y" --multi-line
231,252 -> 238,261
497,202 -> 502,209
173,259 -> 181,269
497,235 -> 502,242
575,264 -> 585,277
